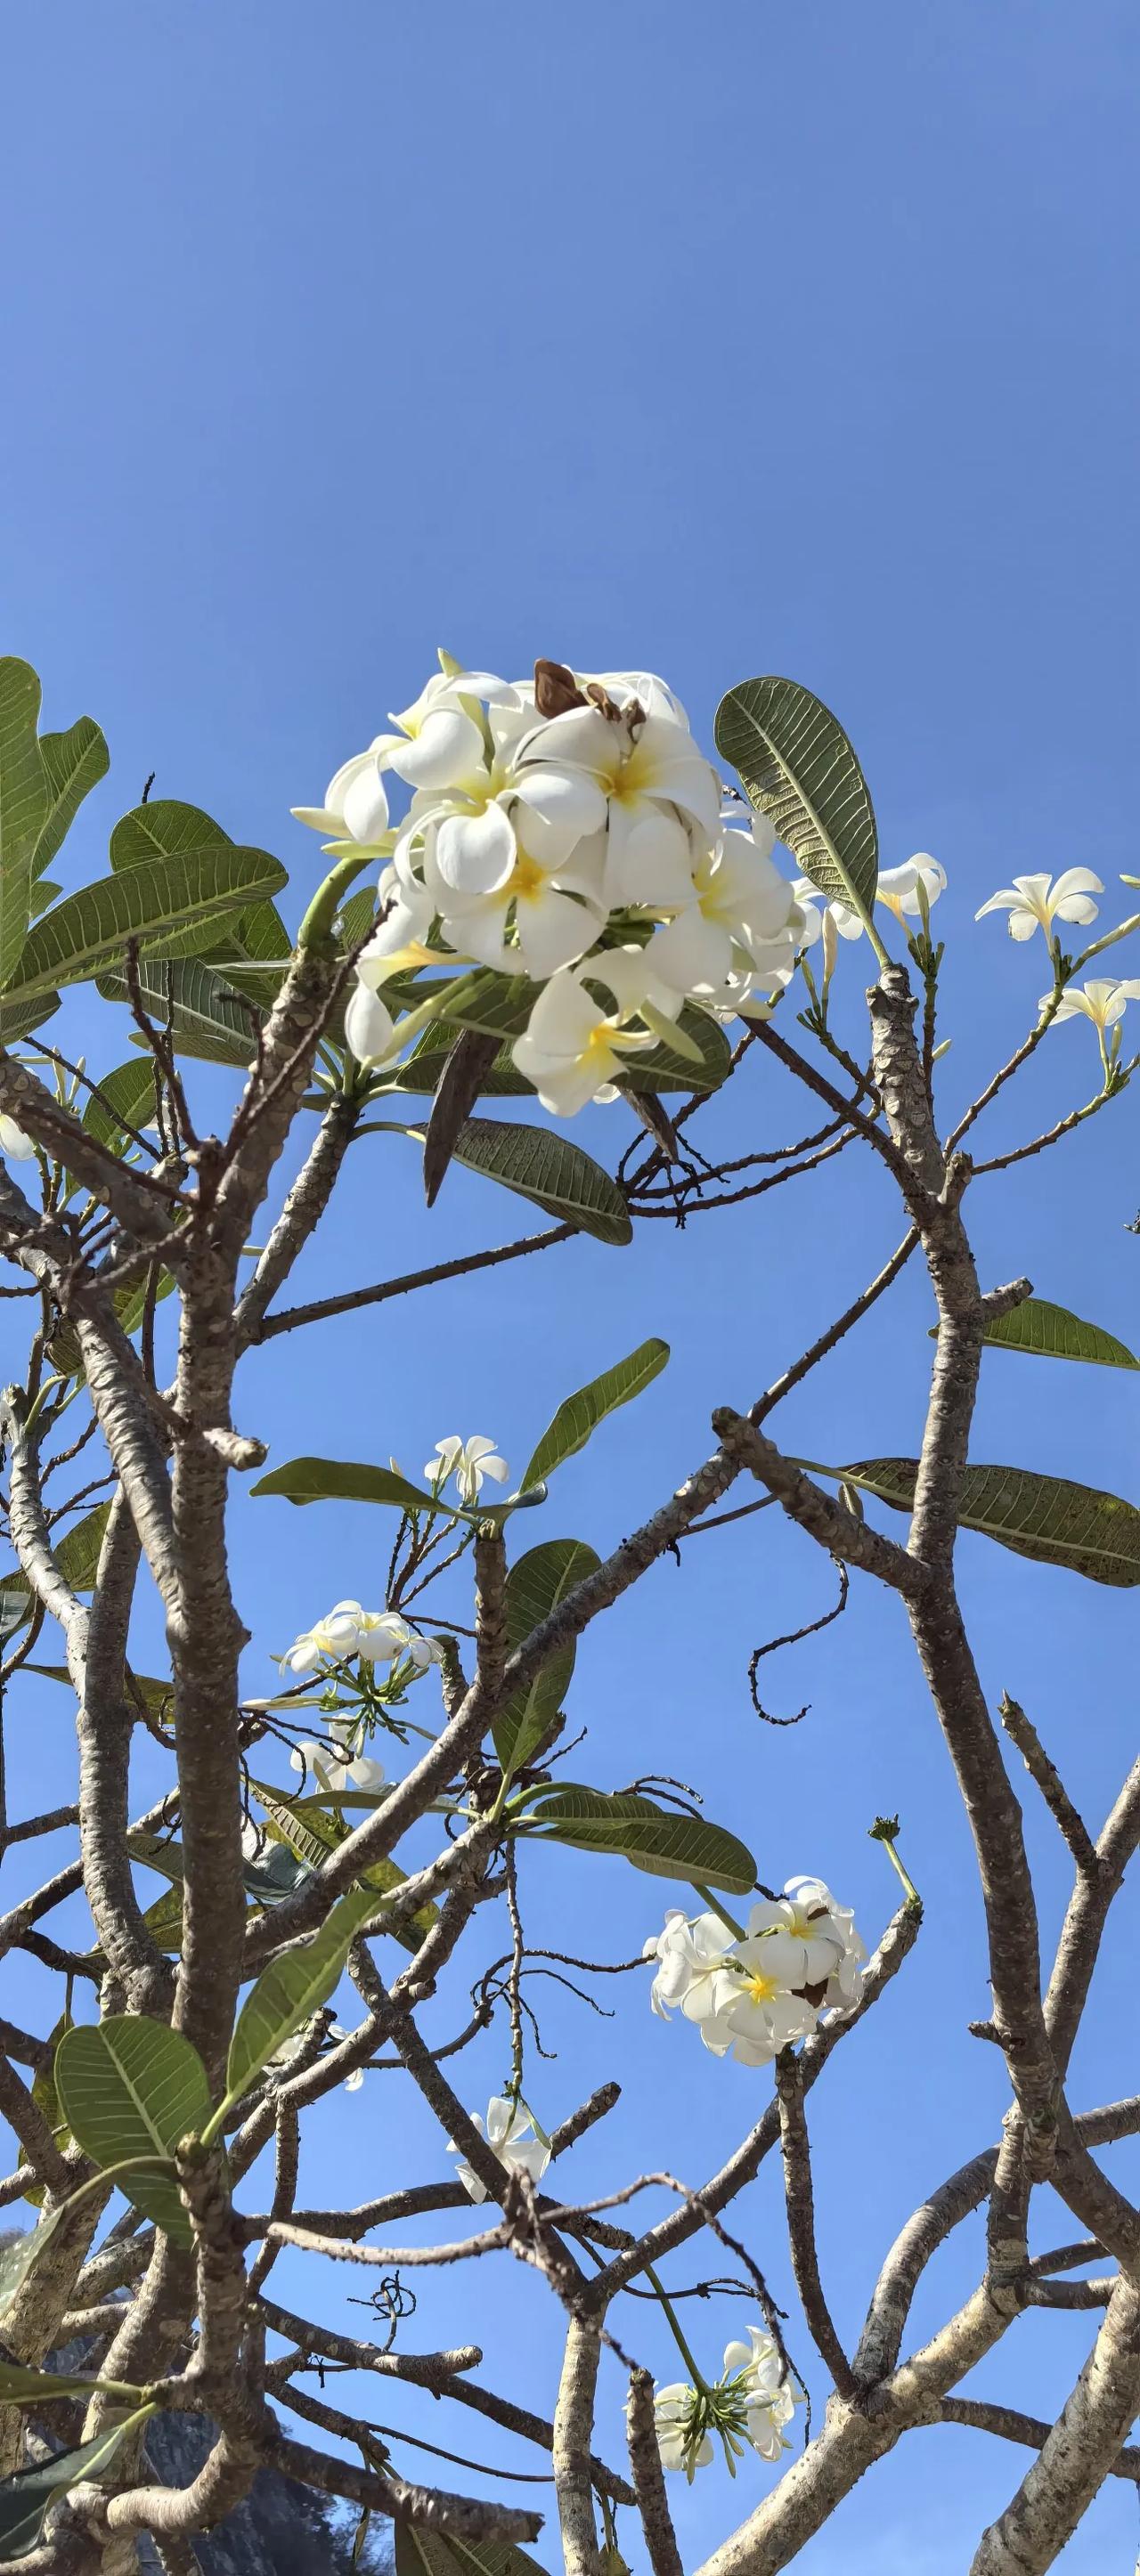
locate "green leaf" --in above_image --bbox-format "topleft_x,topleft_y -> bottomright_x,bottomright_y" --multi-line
620,1004 -> 733,1097
525,1784 -> 756,1895
395,2530 -> 549,2576
54,2018 -> 213,2244
2,1501 -> 112,1639
19,2010 -> 73,2208
387,1030 -> 533,1098
980,1297 -> 1140,1371
0,2419 -> 137,2559
844,1457 -> 1140,1587
714,675 -> 878,923
521,1338 -> 670,1491
4,846 -> 288,998
493,1539 -> 601,1776
97,953 -> 265,1068
436,968 -> 535,1043
0,660 -> 49,989
250,1457 -> 450,1516
223,1884 -> 378,2110
0,2361 -> 136,2405
109,796 -> 232,869
401,1116 -> 631,1247
81,1058 -> 159,1150
249,1783 -> 439,1952
33,716 -> 110,878
0,2206 -> 68,2315
0,988 -> 60,1044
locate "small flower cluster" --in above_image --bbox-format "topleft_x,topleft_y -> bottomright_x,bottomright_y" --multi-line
648,2328 -> 798,2481
295,657 -> 809,1116
449,2094 -> 551,2203
644,1878 -> 865,2069
280,1599 -> 436,1678
424,1433 -> 509,1504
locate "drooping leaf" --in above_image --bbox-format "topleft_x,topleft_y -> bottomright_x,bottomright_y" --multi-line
399,1116 -> 631,1247
249,1783 -> 439,1952
250,1457 -> 450,1516
33,716 -> 110,878
224,1884 -> 378,2109
54,2017 -> 214,2244
18,2010 -> 73,2208
980,1297 -> 1140,1371
715,676 -> 878,923
395,2529 -> 549,2576
387,1029 -> 533,1098
526,1784 -> 756,1893
1,1500 -> 112,1635
4,846 -> 288,997
97,953 -> 265,1068
0,659 -> 49,989
844,1457 -> 1140,1587
521,1339 -> 669,1491
109,796 -> 232,869
0,2419 -> 137,2559
493,1539 -> 601,1776
0,2206 -> 69,2319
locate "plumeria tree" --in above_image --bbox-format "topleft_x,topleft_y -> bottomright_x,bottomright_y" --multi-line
0,646 -> 1136,2575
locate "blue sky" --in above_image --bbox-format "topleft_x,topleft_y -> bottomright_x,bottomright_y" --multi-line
2,3 -> 1139,2565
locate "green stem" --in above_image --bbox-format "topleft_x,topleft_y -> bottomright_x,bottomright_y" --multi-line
646,2264 -> 708,2392
297,851 -> 376,953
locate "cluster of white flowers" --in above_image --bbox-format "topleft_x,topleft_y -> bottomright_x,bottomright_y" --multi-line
280,1599 -> 436,1678
449,2093 -> 551,2203
295,657 -> 810,1116
644,1878 -> 866,2069
648,2328 -> 797,2481
289,1720 -> 386,1795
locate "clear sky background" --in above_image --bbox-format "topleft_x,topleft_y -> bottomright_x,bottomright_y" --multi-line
2,4 -> 1138,2568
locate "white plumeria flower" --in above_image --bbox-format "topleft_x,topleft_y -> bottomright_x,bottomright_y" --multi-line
0,1114 -> 35,1163
379,664 -> 527,792
357,865 -> 449,983
419,825 -> 607,981
289,1728 -> 387,1795
794,855 -> 946,944
1043,977 -> 1140,1032
450,2095 -> 551,2204
643,1910 -> 737,2020
652,2385 -> 715,2480
975,868 -> 1102,942
647,815 -> 803,1001
778,1876 -> 867,2007
511,700 -> 721,909
511,947 -> 669,1117
696,1925 -> 819,2068
344,981 -> 396,1068
396,700 -> 607,900
722,2330 -> 797,2462
425,1434 -> 509,1504
291,748 -> 391,849
280,1602 -> 429,1675
330,2025 -> 366,2091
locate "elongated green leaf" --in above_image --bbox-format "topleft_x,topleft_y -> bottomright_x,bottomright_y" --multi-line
97,953 -> 265,1068
620,1004 -> 733,1097
981,1297 -> 1140,1370
0,2203 -> 67,2311
207,895 -> 293,1005
521,1339 -> 669,1491
845,1457 -> 1140,1587
2,1500 -> 112,1641
401,1116 -> 631,1247
251,1457 -> 448,1516
81,1058 -> 158,1150
54,2018 -> 213,2243
715,676 -> 878,922
110,796 -> 232,869
0,660 -> 49,988
493,1539 -> 600,1776
0,2419 -> 136,2559
0,2361 -> 139,2405
19,2010 -> 72,2208
395,2530 -> 549,2576
387,1030 -> 533,1098
5,846 -> 288,998
224,1885 -> 378,2108
526,1784 -> 756,1895
437,968 -> 534,1042
0,988 -> 60,1044
126,1824 -> 304,1910
250,1783 -> 439,1951
34,716 -> 110,877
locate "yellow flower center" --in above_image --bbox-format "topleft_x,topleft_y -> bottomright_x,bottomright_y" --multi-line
743,1969 -> 780,2005
509,849 -> 546,900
